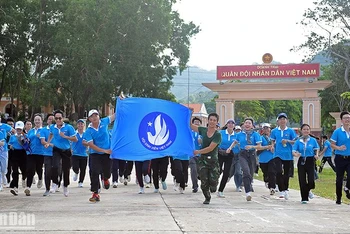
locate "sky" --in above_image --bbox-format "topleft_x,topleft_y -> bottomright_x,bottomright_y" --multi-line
174,0 -> 316,71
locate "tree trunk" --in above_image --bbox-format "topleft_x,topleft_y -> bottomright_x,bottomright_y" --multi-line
0,64 -> 8,101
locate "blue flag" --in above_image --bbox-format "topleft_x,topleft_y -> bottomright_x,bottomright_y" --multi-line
110,97 -> 194,161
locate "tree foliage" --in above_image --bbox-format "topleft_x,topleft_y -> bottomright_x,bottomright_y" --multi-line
0,0 -> 199,119
295,0 -> 350,89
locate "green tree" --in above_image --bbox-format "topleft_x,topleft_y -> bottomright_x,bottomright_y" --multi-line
296,0 -> 350,89
0,0 -> 31,109
46,0 -> 199,117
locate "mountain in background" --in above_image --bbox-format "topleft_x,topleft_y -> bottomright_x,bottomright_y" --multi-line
170,66 -> 216,102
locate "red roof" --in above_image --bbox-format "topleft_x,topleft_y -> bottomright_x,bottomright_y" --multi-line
181,103 -> 202,113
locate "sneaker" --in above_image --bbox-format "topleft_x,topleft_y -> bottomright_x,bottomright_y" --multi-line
344,187 -> 350,199
138,187 -> 145,194
73,173 -> 78,182
63,186 -> 69,197
103,179 -> 110,190
4,183 -> 10,188
270,188 -> 275,196
336,199 -> 341,205
203,198 -> 210,204
89,193 -> 100,203
78,182 -> 83,188
22,180 -> 26,188
10,188 -> 18,196
145,183 -> 151,188
113,181 -> 118,188
279,191 -> 285,198
24,188 -> 30,196
123,178 -> 128,186
301,201 -> 308,204
192,188 -> 198,193
154,188 -> 159,193
50,183 -> 58,193
43,190 -> 50,196
161,181 -> 167,190
308,191 -> 314,199
179,187 -> 184,194
0,184 -> 3,191
173,183 -> 179,191
284,191 -> 289,200
37,180 -> 43,189
119,176 -> 123,183
32,178 -> 36,184
246,193 -> 252,201
144,175 -> 150,184
236,187 -> 242,192
127,176 -> 131,182
217,191 -> 225,198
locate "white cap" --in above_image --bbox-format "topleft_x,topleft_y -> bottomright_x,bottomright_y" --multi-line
226,119 -> 235,124
235,126 -> 241,130
88,109 -> 99,118
15,121 -> 24,129
261,123 -> 271,128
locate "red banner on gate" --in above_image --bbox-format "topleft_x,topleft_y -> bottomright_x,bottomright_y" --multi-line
216,63 -> 320,80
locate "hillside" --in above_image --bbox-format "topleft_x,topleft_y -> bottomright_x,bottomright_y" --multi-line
170,66 -> 216,101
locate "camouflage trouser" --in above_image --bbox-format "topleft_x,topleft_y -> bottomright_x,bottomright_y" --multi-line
198,155 -> 220,199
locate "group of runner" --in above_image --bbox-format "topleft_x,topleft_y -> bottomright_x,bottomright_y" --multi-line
191,111 -> 350,204
0,103 -> 349,205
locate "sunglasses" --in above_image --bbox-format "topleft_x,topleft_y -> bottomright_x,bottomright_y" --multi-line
55,117 -> 62,120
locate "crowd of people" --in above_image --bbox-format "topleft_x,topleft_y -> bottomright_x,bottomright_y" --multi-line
0,105 -> 349,205
190,111 -> 350,205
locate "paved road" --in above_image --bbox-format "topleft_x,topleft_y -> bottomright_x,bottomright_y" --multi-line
0,170 -> 349,233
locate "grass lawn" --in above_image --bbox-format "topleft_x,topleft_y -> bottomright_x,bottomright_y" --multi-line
256,167 -> 349,204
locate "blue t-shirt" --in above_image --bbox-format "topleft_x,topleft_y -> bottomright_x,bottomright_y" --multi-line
84,117 -> 111,154
27,128 -> 44,155
0,123 -> 13,152
0,131 -> 5,152
50,123 -> 76,150
234,131 -> 262,151
40,126 -> 53,156
270,127 -> 297,160
259,135 -> 274,163
292,136 -> 320,157
9,134 -> 25,150
330,126 -> 350,156
323,140 -> 332,157
72,131 -> 88,157
219,129 -> 236,150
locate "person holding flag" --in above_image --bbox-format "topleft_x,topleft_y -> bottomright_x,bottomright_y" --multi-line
84,109 -> 115,203
189,117 -> 202,193
191,113 -> 222,205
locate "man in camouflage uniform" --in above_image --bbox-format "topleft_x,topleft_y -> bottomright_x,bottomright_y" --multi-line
191,113 -> 222,204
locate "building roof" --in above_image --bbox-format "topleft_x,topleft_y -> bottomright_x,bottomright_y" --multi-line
181,103 -> 208,118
